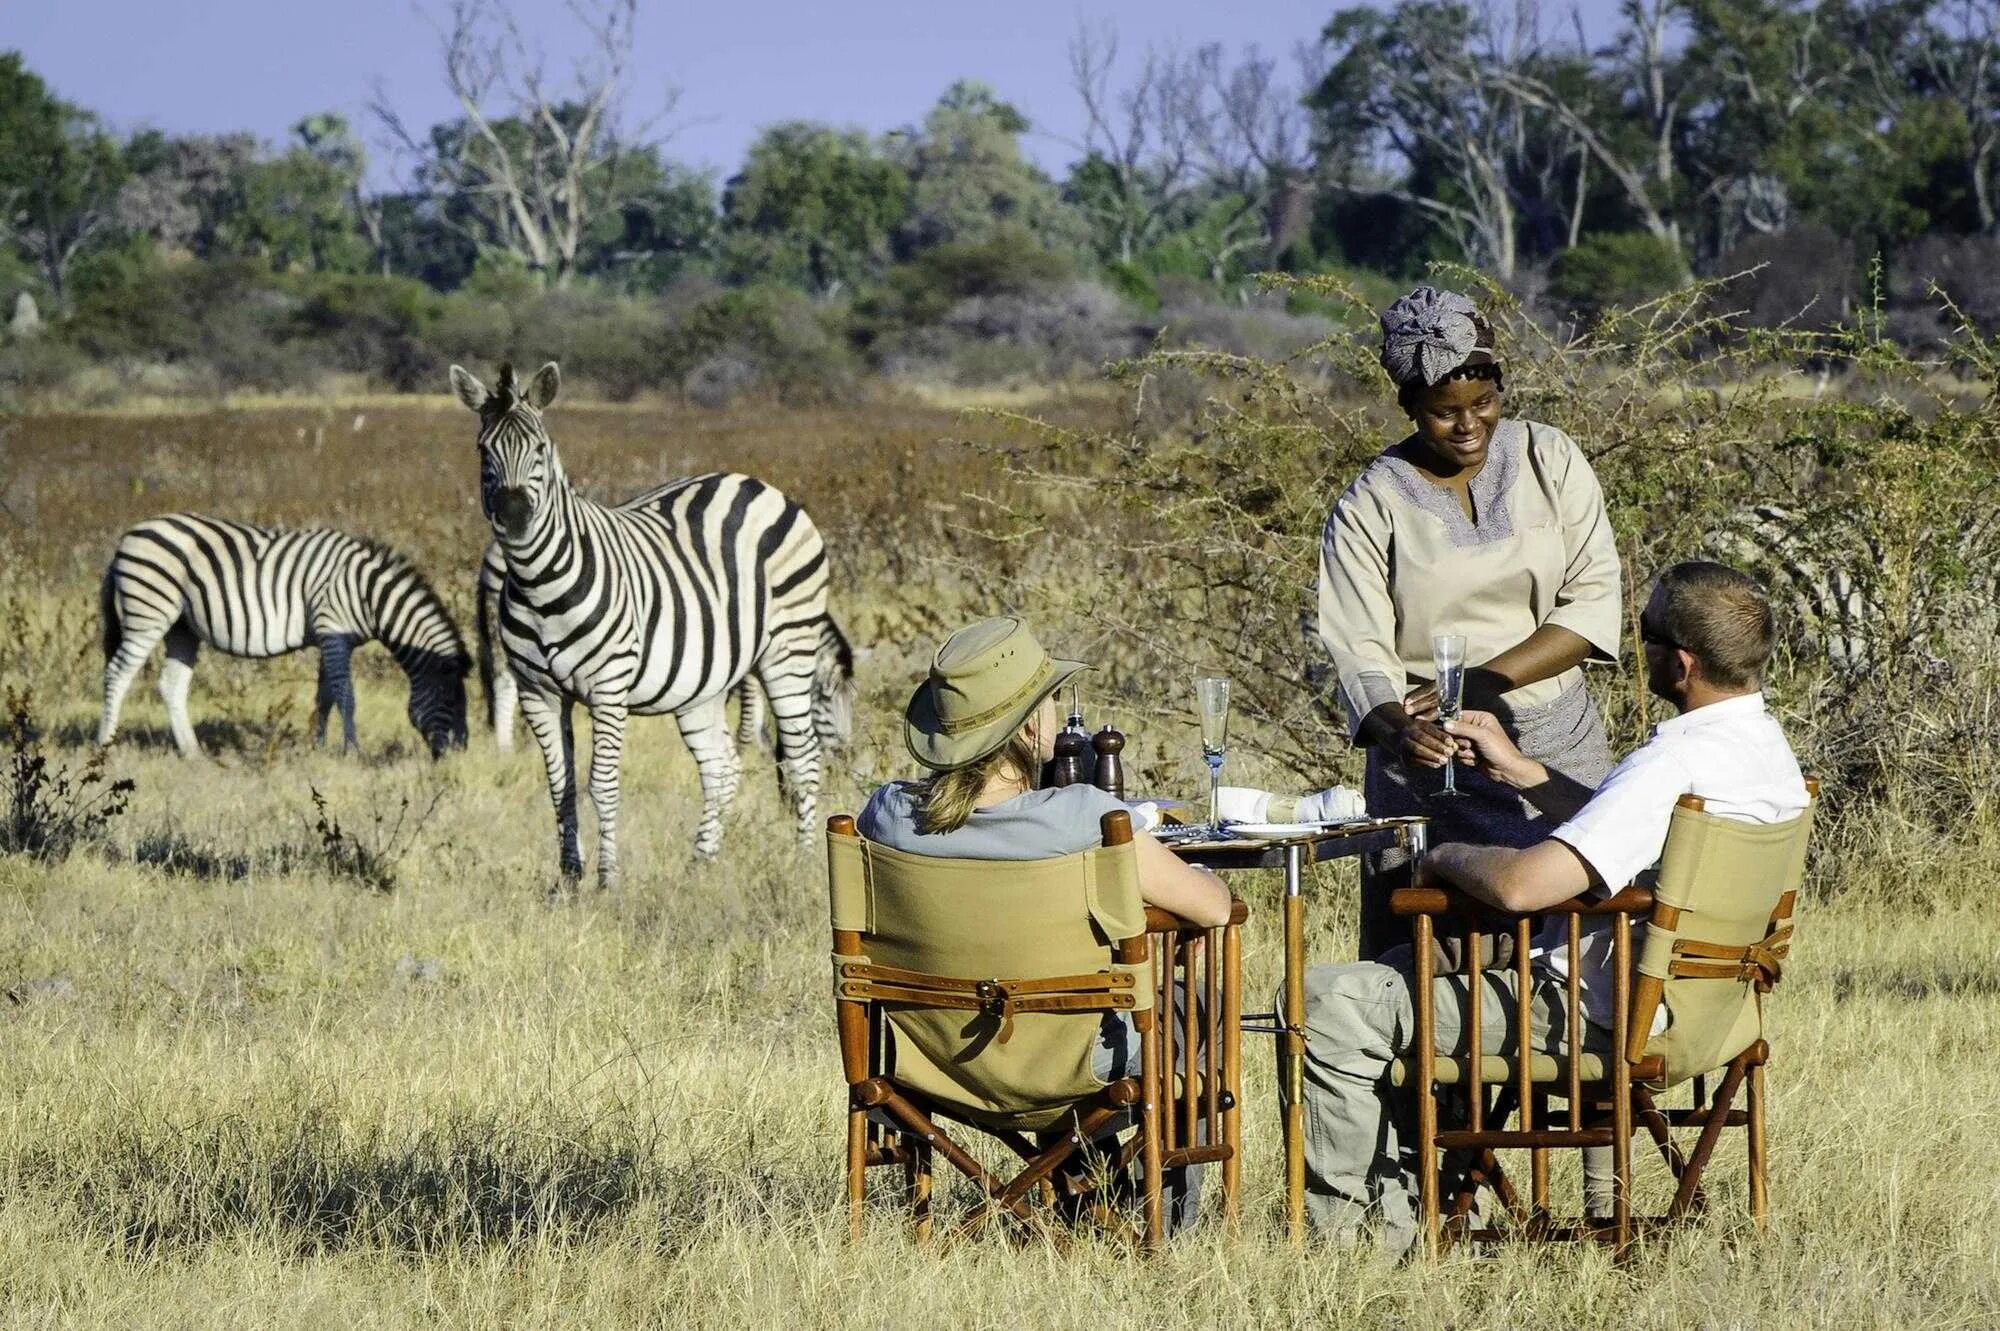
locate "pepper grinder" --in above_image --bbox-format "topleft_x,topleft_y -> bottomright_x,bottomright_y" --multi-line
1046,686 -> 1090,788
1090,723 -> 1126,799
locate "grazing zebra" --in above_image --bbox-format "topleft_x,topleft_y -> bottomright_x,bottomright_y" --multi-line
99,515 -> 470,758
452,361 -> 854,883
477,540 -> 772,755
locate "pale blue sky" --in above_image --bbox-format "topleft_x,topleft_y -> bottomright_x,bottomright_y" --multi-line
9,0 -> 1624,186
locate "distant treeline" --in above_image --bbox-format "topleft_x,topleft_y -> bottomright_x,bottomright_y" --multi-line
5,0 -> 2000,403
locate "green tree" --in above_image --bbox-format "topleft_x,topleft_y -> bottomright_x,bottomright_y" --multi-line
721,122 -> 907,296
582,150 -> 718,291
0,53 -> 125,306
895,80 -> 1084,254
219,141 -> 368,273
1548,230 -> 1687,319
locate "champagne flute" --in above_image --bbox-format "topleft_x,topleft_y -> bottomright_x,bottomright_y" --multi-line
1196,676 -> 1231,834
1432,633 -> 1466,797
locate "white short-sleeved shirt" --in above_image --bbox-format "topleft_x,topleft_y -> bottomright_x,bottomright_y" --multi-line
1538,692 -> 1809,1030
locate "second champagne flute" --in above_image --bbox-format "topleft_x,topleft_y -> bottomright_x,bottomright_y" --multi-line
1196,675 -> 1231,834
1431,633 -> 1466,797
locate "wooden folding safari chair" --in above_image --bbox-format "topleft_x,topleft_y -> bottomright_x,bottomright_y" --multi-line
1388,784 -> 1816,1257
826,808 -> 1247,1250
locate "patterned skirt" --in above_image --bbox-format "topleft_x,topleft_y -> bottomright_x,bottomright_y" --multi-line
1356,681 -> 1614,961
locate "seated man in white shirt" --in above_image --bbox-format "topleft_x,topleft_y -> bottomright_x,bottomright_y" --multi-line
1294,560 -> 1809,1252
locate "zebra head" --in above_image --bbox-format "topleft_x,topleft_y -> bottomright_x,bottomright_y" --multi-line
451,361 -> 564,544
406,651 -> 471,759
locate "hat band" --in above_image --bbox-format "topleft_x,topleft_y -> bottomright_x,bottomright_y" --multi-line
935,657 -> 1058,735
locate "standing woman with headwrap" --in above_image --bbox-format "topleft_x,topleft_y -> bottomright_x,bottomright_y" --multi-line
1321,286 -> 1623,962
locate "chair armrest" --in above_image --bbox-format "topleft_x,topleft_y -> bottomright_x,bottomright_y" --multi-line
1389,885 -> 1654,920
1144,897 -> 1249,934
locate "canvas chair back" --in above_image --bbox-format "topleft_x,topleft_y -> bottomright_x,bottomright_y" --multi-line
1632,794 -> 1813,1086
828,828 -> 1151,1131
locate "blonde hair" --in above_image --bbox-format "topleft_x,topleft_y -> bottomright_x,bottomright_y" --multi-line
915,734 -> 1041,835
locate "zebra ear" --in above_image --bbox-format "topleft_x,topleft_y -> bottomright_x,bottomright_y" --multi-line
526,361 -> 561,411
449,365 -> 488,412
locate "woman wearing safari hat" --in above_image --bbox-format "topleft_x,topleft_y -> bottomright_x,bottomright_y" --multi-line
861,615 -> 1229,929
859,615 -> 1232,1234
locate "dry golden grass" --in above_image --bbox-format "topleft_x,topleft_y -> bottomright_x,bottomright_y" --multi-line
0,398 -> 1995,1327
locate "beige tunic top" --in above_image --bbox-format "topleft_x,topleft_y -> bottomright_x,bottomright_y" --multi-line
1318,418 -> 1622,740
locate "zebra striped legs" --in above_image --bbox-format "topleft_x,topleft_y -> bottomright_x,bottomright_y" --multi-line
734,675 -> 770,751
314,634 -> 360,754
519,688 -> 584,887
676,695 -> 742,859
159,622 -> 203,759
586,701 -> 628,889
98,624 -> 168,747
765,673 -> 823,842
491,665 -> 519,753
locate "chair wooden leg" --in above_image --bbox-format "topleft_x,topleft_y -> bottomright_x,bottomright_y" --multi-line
1670,1059 -> 1748,1219
1611,915 -> 1633,1257
1414,915 -> 1441,1258
906,1136 -> 934,1244
1747,1060 -> 1768,1229
1222,921 -> 1243,1232
1138,1008 -> 1166,1251
846,1107 -> 869,1241
1531,1091 -> 1551,1217
1634,1086 -> 1691,1183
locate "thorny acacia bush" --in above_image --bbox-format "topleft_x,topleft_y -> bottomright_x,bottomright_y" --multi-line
972,271 -> 2000,872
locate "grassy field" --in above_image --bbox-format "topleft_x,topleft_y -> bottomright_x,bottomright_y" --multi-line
0,394 -> 1996,1328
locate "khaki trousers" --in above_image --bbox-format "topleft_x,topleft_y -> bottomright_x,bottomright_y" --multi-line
1283,954 -> 1607,1253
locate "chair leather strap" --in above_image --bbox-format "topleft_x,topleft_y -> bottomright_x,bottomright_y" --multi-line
1669,925 -> 1792,992
834,961 -> 1135,1044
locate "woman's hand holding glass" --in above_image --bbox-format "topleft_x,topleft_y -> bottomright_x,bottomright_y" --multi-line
1385,681 -> 1462,771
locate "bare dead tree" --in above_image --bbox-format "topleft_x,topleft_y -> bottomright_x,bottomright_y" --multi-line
1065,23 -> 1208,264
1491,0 -> 1687,247
1317,2 -> 1559,281
1914,0 -> 2000,234
373,0 -> 651,284
1187,42 -> 1319,283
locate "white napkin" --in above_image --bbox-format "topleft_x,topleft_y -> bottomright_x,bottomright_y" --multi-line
1125,801 -> 1164,833
1214,786 -> 1275,824
1217,784 -> 1366,825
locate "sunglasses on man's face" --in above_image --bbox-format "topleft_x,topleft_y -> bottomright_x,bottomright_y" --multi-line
1639,619 -> 1681,651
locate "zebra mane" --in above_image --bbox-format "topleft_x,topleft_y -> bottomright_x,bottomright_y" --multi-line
338,533 -> 472,670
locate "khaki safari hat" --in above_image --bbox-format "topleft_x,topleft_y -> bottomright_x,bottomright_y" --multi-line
905,616 -> 1089,771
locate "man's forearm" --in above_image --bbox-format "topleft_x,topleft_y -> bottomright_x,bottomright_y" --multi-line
1425,839 -> 1596,914
1424,842 -> 1516,910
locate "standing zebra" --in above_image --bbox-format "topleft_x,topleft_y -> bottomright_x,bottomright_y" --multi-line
453,361 -> 854,883
477,540 -> 772,755
99,515 -> 470,759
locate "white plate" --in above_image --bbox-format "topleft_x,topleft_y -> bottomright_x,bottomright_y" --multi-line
1225,822 -> 1322,838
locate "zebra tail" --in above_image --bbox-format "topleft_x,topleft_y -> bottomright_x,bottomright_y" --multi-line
812,614 -> 856,747
99,565 -> 122,663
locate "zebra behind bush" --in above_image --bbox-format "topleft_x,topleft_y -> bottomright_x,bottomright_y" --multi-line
453,360 -> 854,883
99,515 -> 470,759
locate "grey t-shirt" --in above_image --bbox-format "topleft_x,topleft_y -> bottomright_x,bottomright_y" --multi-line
858,781 -> 1128,860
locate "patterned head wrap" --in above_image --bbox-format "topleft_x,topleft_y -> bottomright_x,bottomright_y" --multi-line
1378,285 -> 1493,388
